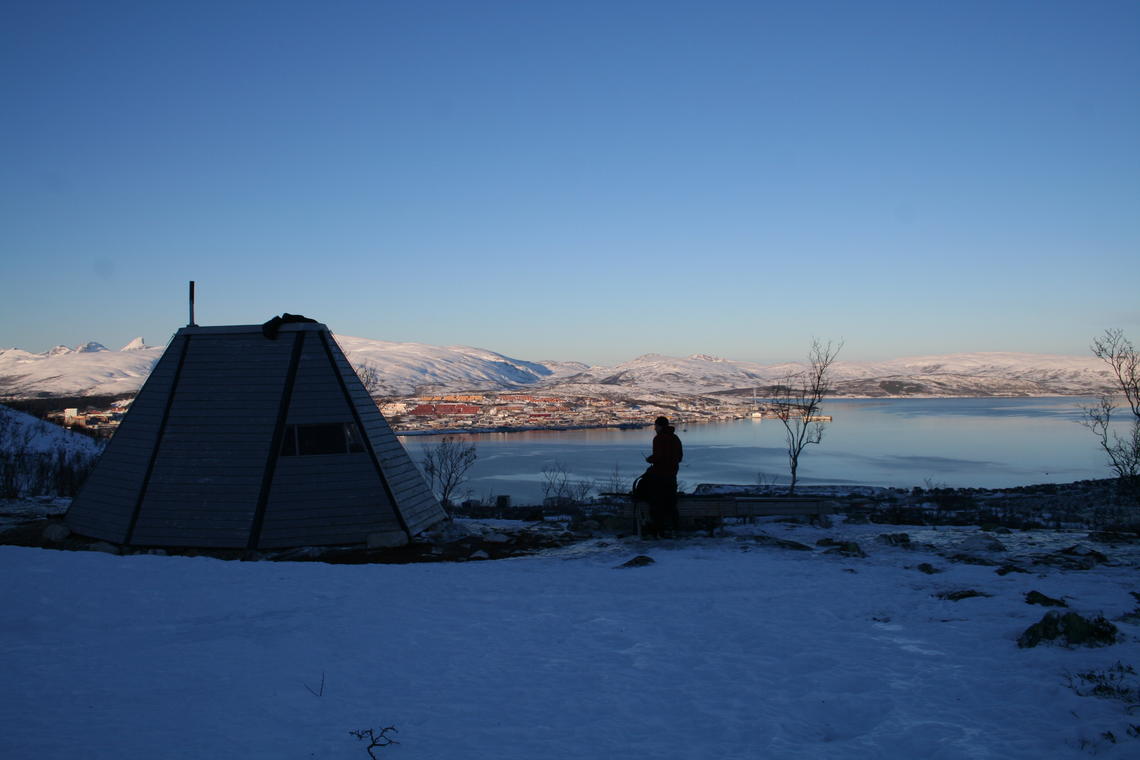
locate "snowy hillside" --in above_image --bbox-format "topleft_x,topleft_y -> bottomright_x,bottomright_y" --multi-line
0,333 -> 1116,399
0,405 -> 102,457
545,353 -> 801,395
0,335 -> 556,400
0,339 -> 163,398
0,405 -> 102,498
2,519 -> 1138,758
543,351 -> 1116,397
828,353 -> 1119,397
333,336 -> 557,395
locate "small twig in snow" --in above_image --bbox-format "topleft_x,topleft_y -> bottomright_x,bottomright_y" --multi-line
350,726 -> 398,758
303,672 -> 325,697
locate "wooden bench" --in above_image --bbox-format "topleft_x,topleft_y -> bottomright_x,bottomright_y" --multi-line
627,495 -> 833,537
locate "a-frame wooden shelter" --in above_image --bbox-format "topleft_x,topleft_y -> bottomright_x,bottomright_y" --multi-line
66,321 -> 446,549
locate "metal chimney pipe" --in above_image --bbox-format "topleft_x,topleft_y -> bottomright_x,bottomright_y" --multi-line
189,281 -> 197,326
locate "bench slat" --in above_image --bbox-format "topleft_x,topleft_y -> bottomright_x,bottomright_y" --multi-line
623,496 -> 833,520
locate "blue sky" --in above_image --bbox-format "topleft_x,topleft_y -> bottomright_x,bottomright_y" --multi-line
2,0 -> 1137,365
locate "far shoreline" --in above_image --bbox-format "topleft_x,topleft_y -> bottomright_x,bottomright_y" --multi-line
393,394 -> 1092,438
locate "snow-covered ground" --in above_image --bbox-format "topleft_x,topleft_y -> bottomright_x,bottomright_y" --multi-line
2,518 -> 1138,759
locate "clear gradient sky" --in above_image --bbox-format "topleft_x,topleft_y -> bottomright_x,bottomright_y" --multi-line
2,0 -> 1137,365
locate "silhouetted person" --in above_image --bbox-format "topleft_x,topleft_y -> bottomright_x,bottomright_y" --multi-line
645,415 -> 683,536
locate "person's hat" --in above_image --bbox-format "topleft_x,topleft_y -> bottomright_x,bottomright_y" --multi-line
654,416 -> 670,427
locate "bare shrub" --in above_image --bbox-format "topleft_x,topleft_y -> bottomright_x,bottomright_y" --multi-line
420,436 -> 477,508
353,362 -> 386,398
538,460 -> 594,505
541,460 -> 570,503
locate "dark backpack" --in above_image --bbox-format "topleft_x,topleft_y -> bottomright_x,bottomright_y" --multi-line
630,468 -> 659,502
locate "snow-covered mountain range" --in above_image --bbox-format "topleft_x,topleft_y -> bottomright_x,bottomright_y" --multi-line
0,335 -> 1116,399
332,335 -> 585,396
544,351 -> 1118,397
0,340 -> 165,399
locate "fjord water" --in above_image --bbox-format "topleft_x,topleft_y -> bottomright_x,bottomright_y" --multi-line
400,397 -> 1120,505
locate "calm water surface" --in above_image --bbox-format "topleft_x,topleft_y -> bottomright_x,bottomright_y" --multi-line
399,398 -> 1118,504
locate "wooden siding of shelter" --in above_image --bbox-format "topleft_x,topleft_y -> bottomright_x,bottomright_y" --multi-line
255,333 -> 394,548
63,331 -> 191,545
135,329 -> 297,547
323,333 -> 444,536
65,323 -> 446,549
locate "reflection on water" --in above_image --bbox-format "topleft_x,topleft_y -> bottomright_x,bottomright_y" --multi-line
399,397 -> 1118,505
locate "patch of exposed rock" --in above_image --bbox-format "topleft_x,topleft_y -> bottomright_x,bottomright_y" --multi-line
817,538 -> 867,558
616,555 -> 655,568
1032,545 -> 1111,571
936,589 -> 993,602
1018,611 -> 1119,648
1025,590 -> 1067,607
955,534 -> 1008,554
753,534 -> 813,551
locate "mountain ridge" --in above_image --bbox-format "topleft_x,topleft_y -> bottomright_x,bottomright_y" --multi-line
0,335 -> 1117,400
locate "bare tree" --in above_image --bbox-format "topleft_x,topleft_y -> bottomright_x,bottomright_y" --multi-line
569,478 -> 594,505
539,459 -> 594,505
770,338 -> 843,495
755,471 -> 780,488
353,362 -> 385,399
1081,329 -> 1140,499
420,436 -> 477,508
541,460 -> 571,503
601,463 -> 625,496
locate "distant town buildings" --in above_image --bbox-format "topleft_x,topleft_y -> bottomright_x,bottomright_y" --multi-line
379,391 -> 756,433
40,391 -> 785,438
47,400 -> 132,436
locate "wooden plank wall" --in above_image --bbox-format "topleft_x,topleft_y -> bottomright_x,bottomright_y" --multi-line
65,333 -> 188,543
128,332 -> 290,547
327,337 -> 447,536
258,335 -> 397,548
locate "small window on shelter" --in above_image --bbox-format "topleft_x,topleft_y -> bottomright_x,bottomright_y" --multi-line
345,423 -> 365,453
280,423 -> 366,456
